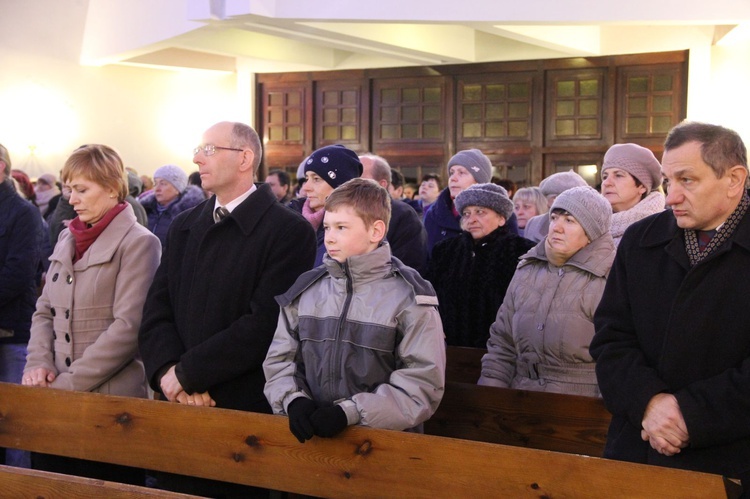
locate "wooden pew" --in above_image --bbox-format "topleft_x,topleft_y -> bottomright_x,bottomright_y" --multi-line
425,381 -> 611,456
0,464 -> 198,498
445,345 -> 485,384
0,383 -> 740,498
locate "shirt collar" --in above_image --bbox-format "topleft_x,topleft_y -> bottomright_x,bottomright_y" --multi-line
213,184 -> 257,214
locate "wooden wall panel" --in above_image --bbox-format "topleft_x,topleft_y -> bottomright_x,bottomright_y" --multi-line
256,50 -> 687,186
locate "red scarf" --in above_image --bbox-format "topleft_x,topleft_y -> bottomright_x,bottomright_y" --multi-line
68,202 -> 128,262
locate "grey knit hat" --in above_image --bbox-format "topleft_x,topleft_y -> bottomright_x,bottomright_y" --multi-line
305,145 -> 363,189
601,143 -> 661,192
455,183 -> 514,220
551,186 -> 612,241
154,164 -> 188,193
448,149 -> 492,184
539,170 -> 587,197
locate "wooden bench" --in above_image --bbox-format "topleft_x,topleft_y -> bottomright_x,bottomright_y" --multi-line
0,382 -> 740,498
0,464 -> 198,498
425,381 -> 610,455
445,345 -> 485,384
439,345 -> 610,455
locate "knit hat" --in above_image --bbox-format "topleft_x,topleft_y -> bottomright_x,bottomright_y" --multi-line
448,149 -> 492,184
551,186 -> 612,241
304,145 -> 363,189
455,183 -> 514,220
601,143 -> 661,192
36,173 -> 57,188
154,164 -> 187,193
539,170 -> 588,197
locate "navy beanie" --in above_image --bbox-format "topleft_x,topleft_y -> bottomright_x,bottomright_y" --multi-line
304,145 -> 363,189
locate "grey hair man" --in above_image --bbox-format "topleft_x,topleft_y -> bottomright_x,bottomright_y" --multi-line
591,122 -> 750,487
139,122 -> 316,497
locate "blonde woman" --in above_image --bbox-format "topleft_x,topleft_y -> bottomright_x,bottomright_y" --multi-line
24,144 -> 161,485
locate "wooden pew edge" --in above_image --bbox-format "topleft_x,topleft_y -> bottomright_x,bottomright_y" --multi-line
0,383 -> 739,499
0,464 -> 200,498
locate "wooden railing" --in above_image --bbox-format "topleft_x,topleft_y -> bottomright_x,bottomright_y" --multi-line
0,382 -> 740,498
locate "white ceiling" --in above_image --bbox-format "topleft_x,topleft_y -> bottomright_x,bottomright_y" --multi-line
80,0 -> 750,74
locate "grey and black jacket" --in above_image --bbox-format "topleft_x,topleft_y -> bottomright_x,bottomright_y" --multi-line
263,244 -> 446,430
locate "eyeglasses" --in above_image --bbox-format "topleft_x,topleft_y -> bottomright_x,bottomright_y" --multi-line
193,144 -> 244,156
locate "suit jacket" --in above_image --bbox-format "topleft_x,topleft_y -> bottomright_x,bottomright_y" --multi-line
139,183 -> 316,412
25,204 -> 161,396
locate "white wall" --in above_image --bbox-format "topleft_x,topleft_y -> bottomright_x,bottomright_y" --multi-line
710,38 -> 750,145
4,0 -> 750,180
0,0 -> 241,179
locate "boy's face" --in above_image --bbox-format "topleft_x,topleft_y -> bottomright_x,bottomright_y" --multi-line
323,206 -> 383,263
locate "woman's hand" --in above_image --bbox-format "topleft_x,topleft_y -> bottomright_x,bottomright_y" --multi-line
23,368 -> 57,387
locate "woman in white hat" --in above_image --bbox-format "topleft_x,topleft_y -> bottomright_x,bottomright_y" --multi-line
139,164 -> 206,247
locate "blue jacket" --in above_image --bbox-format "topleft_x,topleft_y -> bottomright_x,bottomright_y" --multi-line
424,187 -> 519,254
0,181 -> 42,343
141,186 -> 205,247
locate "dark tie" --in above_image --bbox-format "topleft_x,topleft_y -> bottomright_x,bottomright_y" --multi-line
697,230 -> 714,252
214,206 -> 229,223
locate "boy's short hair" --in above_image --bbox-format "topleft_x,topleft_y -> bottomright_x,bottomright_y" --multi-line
325,178 -> 391,235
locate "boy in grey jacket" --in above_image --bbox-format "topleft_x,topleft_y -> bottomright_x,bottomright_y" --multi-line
263,178 -> 446,442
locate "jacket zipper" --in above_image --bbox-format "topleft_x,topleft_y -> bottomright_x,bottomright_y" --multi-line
329,261 -> 354,403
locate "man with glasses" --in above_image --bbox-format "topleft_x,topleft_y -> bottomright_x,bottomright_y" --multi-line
139,121 -> 316,497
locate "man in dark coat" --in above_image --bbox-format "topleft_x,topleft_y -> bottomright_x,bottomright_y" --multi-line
591,121 -> 750,489
359,154 -> 428,273
139,122 -> 315,496
0,144 -> 42,467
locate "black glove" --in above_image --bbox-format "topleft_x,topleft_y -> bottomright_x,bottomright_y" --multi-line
310,405 -> 348,438
287,397 -> 317,443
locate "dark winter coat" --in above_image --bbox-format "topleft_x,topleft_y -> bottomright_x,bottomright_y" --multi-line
48,195 -> 76,246
0,181 -> 42,343
425,226 -> 534,348
141,185 -> 206,247
385,198 -> 428,273
591,207 -> 750,484
139,183 -> 316,412
424,187 -> 520,254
